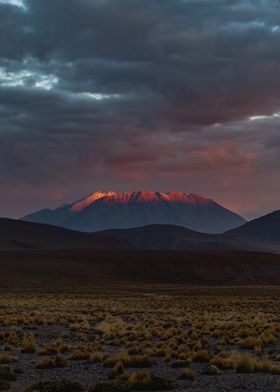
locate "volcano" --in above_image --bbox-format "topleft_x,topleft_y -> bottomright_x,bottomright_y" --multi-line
22,191 -> 246,233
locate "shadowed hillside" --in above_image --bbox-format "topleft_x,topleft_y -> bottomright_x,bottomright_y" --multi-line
226,210 -> 280,244
1,217 -> 279,253
100,224 -> 261,251
0,218 -> 130,250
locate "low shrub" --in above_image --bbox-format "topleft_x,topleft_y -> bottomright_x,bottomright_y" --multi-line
36,354 -> 68,369
124,355 -> 153,368
239,337 -> 260,350
0,354 -> 18,364
192,350 -> 209,363
128,371 -> 174,390
204,364 -> 219,375
104,354 -> 152,369
21,334 -> 37,354
69,347 -> 91,361
179,368 -> 197,381
90,352 -> 106,363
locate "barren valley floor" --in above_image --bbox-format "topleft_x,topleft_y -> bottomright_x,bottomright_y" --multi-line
1,250 -> 280,392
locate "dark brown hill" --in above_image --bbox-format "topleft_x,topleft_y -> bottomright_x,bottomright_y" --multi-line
0,218 -> 130,250
226,210 -> 280,245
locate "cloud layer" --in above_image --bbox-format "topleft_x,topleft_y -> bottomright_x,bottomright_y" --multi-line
0,0 -> 279,218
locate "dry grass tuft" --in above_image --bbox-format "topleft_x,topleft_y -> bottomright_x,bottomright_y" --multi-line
179,368 -> 197,381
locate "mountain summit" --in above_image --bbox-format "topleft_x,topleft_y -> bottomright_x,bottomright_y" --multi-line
22,191 -> 246,233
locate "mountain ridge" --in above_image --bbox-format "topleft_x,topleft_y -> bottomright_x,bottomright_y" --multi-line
1,209 -> 279,253
99,222 -> 279,253
0,217 -> 130,250
22,190 -> 246,234
226,210 -> 280,244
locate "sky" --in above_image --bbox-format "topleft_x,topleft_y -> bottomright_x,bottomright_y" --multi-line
0,0 -> 279,220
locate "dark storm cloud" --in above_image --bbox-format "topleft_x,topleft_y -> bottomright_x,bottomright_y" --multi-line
0,0 -> 279,217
